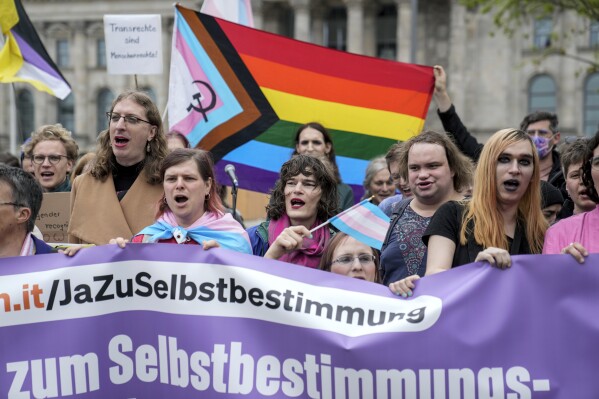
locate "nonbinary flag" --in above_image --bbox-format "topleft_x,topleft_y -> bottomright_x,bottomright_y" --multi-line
200,0 -> 254,27
168,5 -> 434,199
0,0 -> 71,99
328,199 -> 391,250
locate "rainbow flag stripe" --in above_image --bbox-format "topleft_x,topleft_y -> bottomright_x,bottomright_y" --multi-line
169,5 -> 434,197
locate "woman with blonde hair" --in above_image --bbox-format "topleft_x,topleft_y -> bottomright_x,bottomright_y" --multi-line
391,128 -> 547,297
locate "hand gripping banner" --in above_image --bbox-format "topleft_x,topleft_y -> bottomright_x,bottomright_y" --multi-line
0,245 -> 597,398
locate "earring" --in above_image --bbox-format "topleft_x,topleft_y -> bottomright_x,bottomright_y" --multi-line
146,141 -> 151,154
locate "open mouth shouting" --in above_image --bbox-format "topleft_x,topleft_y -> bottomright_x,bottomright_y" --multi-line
290,198 -> 305,209
173,194 -> 189,206
40,171 -> 55,181
113,135 -> 130,148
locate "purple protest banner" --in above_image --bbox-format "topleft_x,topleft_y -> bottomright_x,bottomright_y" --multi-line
0,244 -> 597,398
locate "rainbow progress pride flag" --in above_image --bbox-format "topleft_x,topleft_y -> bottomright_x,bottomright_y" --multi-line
168,5 -> 434,197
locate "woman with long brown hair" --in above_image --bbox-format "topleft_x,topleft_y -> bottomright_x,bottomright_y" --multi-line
391,128 -> 547,297
68,90 -> 168,244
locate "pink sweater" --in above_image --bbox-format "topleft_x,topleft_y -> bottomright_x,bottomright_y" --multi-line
543,207 -> 599,254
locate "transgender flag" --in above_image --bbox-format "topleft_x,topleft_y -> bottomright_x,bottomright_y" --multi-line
329,199 -> 391,250
200,0 -> 254,27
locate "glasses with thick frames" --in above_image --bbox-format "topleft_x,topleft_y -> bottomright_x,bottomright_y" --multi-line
106,112 -> 152,126
32,155 -> 68,165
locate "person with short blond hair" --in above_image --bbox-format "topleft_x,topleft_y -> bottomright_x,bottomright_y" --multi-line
24,124 -> 78,192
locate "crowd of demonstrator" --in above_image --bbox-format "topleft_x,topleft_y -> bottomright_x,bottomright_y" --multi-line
1,66 -> 597,294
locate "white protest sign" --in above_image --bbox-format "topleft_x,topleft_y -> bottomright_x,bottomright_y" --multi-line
104,14 -> 163,75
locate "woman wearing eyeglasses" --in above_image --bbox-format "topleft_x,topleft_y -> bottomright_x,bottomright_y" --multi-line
68,90 -> 168,244
543,131 -> 599,261
247,155 -> 338,268
319,233 -> 380,283
24,124 -> 78,192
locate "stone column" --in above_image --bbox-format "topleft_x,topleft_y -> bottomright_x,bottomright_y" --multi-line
290,0 -> 311,42
344,0 -> 364,54
396,0 -> 412,62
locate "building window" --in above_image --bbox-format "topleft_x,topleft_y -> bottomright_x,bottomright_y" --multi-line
528,75 -> 556,114
97,89 -> 113,133
533,18 -> 552,48
97,38 -> 106,67
376,5 -> 397,60
278,5 -> 294,38
584,73 -> 599,136
590,21 -> 599,47
56,39 -> 70,67
325,7 -> 347,51
17,90 -> 35,140
57,93 -> 75,134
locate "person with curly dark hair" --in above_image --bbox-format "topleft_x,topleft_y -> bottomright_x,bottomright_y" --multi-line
544,131 -> 599,261
68,90 -> 168,244
247,155 -> 338,268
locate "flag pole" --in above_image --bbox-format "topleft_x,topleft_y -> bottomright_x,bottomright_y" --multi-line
9,84 -> 18,155
309,196 -> 374,234
161,104 -> 168,125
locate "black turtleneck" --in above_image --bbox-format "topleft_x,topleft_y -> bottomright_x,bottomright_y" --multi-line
113,160 -> 144,201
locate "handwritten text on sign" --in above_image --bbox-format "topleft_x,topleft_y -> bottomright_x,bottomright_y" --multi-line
103,14 -> 163,75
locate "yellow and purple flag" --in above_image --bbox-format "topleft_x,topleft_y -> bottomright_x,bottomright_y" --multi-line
168,5 -> 434,197
0,0 -> 71,99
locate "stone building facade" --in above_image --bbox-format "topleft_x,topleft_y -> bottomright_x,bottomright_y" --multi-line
1,0 -> 598,153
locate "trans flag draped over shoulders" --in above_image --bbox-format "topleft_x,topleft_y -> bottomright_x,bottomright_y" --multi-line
167,4 -> 434,198
135,210 -> 252,254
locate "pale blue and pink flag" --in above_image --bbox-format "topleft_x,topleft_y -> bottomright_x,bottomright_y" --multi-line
319,198 -> 391,250
200,0 -> 254,27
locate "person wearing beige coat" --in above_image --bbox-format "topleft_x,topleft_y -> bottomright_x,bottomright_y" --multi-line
68,170 -> 163,244
68,90 -> 168,244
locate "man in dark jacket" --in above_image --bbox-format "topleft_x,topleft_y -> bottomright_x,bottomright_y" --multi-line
433,65 -> 565,198
0,165 -> 55,257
